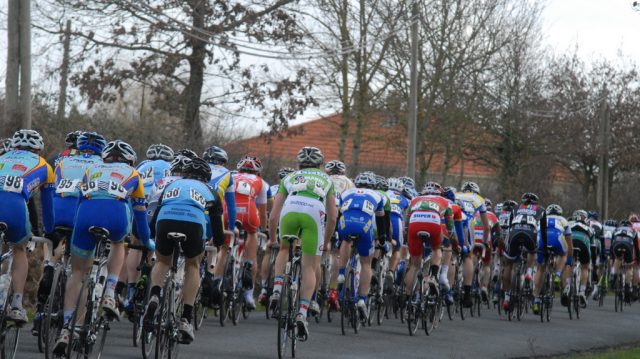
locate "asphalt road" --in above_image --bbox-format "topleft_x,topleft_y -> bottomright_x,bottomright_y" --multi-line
15,296 -> 640,359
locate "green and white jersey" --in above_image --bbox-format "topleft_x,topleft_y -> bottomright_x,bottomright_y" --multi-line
278,168 -> 335,203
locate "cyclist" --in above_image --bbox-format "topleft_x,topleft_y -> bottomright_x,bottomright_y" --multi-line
258,167 -> 295,306
232,155 -> 269,310
565,210 -> 593,308
602,218 -> 617,267
456,181 -> 491,308
502,192 -> 547,311
54,140 -> 154,355
0,129 -> 55,323
492,199 -> 517,304
33,132 -> 107,334
532,204 -> 572,314
204,145 -> 238,305
441,186 -> 465,304
404,181 -> 455,300
588,211 -> 603,299
398,176 -> 418,199
629,214 -> 640,299
145,157 -> 225,343
472,200 -> 499,303
137,144 -> 174,194
609,219 -> 637,302
268,146 -> 338,340
48,130 -> 82,167
386,178 -> 410,289
336,172 -> 390,321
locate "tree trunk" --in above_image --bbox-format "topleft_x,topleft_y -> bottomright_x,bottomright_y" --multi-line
338,0 -> 350,163
19,0 -> 31,129
183,0 -> 206,147
56,20 -> 72,123
4,0 -> 20,135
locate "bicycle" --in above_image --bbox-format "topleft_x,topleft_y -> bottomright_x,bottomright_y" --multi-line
124,242 -> 151,349
66,226 -> 113,359
507,245 -> 528,322
596,256 -> 609,307
147,232 -> 187,359
452,251 -> 465,321
367,244 -> 389,327
470,244 -> 486,317
219,224 -> 245,326
340,235 -> 363,335
489,253 -> 503,316
568,248 -> 581,320
263,242 -> 280,320
274,235 -> 303,359
193,244 -> 216,330
406,232 -> 440,336
537,246 -> 556,323
313,249 -> 331,324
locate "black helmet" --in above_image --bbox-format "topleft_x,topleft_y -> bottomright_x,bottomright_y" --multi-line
278,167 -> 295,179
146,144 -> 174,161
502,200 -> 518,211
65,131 -> 83,149
203,146 -> 228,165
324,160 -> 346,175
521,192 -> 539,204
375,175 -> 389,191
183,157 -> 212,182
170,155 -> 192,175
572,210 -> 588,224
175,149 -> 198,159
604,219 -> 618,227
102,140 -> 137,166
619,219 -> 632,228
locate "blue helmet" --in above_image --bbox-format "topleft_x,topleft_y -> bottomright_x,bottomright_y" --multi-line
77,132 -> 107,155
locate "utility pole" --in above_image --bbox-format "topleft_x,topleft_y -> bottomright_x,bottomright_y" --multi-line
4,0 -> 32,132
407,0 -> 419,178
57,20 -> 72,122
19,0 -> 32,129
596,87 -> 609,218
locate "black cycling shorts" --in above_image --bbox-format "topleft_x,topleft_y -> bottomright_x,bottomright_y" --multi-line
572,239 -> 591,265
504,225 -> 537,260
156,219 -> 204,259
611,240 -> 634,264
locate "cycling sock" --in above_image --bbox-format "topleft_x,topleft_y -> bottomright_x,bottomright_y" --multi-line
104,275 -> 119,298
127,283 -> 136,301
182,304 -> 193,323
273,276 -> 283,294
439,265 -> 449,282
261,280 -> 267,289
579,285 -> 586,293
338,268 -> 346,277
298,299 -> 310,318
151,286 -> 161,299
358,295 -> 367,302
11,293 -> 22,309
63,310 -> 74,326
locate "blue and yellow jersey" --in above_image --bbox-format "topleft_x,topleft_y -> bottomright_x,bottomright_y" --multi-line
455,192 -> 487,218
0,150 -> 55,200
55,154 -> 103,198
136,159 -> 172,196
81,163 -> 145,204
386,190 -> 410,218
209,164 -> 234,198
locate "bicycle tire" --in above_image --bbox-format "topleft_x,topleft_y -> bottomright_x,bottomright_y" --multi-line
155,277 -> 173,359
276,279 -> 289,359
406,278 -> 420,336
290,261 -> 301,359
0,324 -> 19,359
424,286 -> 437,336
88,316 -> 109,359
67,275 -> 91,359
193,288 -> 203,331
44,266 -> 65,359
376,296 -> 384,326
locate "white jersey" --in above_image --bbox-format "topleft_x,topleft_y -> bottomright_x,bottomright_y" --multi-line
329,175 -> 355,197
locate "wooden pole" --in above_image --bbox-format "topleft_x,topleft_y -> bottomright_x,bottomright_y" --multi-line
5,0 -> 20,135
18,0 -> 32,129
407,0 -> 419,178
57,19 -> 72,123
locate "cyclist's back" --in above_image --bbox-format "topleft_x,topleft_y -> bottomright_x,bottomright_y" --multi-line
338,186 -> 385,255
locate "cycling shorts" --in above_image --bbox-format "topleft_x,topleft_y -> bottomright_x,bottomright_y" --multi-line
53,196 -> 80,228
156,219 -> 204,259
611,238 -> 634,264
537,232 -> 567,264
407,210 -> 442,257
390,214 -> 404,249
572,236 -> 591,265
235,199 -> 260,234
0,192 -> 30,244
504,224 -> 537,260
338,210 -> 375,257
279,195 -> 325,256
71,199 -> 131,259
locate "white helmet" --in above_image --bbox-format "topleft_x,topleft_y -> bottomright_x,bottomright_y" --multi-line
387,177 -> 404,192
297,146 -> 324,166
146,144 -> 174,161
103,140 -> 137,166
461,181 -> 480,194
11,129 -> 44,151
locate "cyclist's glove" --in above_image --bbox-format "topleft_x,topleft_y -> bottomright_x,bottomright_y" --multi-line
566,255 -> 574,266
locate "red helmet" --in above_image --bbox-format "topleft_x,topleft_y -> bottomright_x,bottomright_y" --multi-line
236,156 -> 263,173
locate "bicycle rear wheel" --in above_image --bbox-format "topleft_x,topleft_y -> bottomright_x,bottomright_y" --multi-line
0,321 -> 20,359
67,277 -> 91,359
193,288 -> 204,331
406,280 -> 421,336
155,280 -> 173,359
44,267 -> 65,359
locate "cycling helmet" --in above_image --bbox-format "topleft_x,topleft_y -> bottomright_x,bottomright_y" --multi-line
65,131 -> 83,149
588,211 -> 600,221
604,219 -> 618,227
461,181 -> 480,194
521,192 -> 539,204
237,156 -> 263,173
422,181 -> 443,195
399,176 -> 416,190
495,202 -> 504,213
375,175 -> 389,191
629,213 -> 640,223
203,146 -> 228,165
296,146 -> 324,167
485,198 -> 493,209
77,132 -> 107,155
502,200 -> 518,211
278,167 -> 295,179
572,209 -> 588,224
175,149 -> 198,159
0,138 -> 12,155
619,219 -> 632,228
354,172 -> 377,189
546,204 -> 563,216
443,186 -> 456,201
11,129 -> 44,151
183,157 -> 212,182
324,160 -> 346,175
146,144 -> 174,161
170,155 -> 192,175
387,177 -> 404,192
102,140 -> 137,166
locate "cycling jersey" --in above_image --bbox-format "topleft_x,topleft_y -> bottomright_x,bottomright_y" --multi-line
48,148 -> 81,168
570,221 -> 593,264
0,150 -> 55,243
71,162 -> 150,258
232,172 -> 268,234
611,226 -> 637,263
386,190 -> 410,248
146,175 -> 182,223
209,164 -> 236,230
54,154 -> 103,228
603,224 -> 615,255
278,168 -> 335,256
329,175 -> 355,196
137,159 -> 172,196
337,188 -> 385,256
456,191 -> 487,247
504,203 -> 546,260
473,211 -> 498,264
537,214 -> 571,264
406,195 -> 453,256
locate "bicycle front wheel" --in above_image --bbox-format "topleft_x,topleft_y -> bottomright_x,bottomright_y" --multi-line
406,280 -> 421,336
88,316 -> 109,359
0,323 -> 20,359
67,277 -> 91,359
277,280 -> 290,359
44,267 -> 65,359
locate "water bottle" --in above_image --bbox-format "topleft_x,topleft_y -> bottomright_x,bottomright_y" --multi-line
0,274 -> 10,308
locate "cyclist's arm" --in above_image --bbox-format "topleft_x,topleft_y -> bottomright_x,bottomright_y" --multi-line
257,180 -> 269,230
445,209 -> 455,241
208,191 -> 225,247
540,211 -> 548,256
39,164 -> 56,234
131,175 -> 151,247
480,211 -> 490,243
269,192 -> 285,244
324,194 -> 338,247
28,197 -> 41,235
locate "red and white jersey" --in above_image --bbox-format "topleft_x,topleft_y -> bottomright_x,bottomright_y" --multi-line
232,172 -> 268,205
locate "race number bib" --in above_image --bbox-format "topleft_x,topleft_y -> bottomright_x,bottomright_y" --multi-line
363,200 -> 375,216
391,203 -> 402,215
2,176 -> 23,193
513,214 -> 536,227
340,198 -> 353,213
190,188 -> 207,208
56,179 -> 80,194
107,181 -> 128,199
236,181 -> 252,196
140,167 -> 154,185
163,187 -> 181,201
